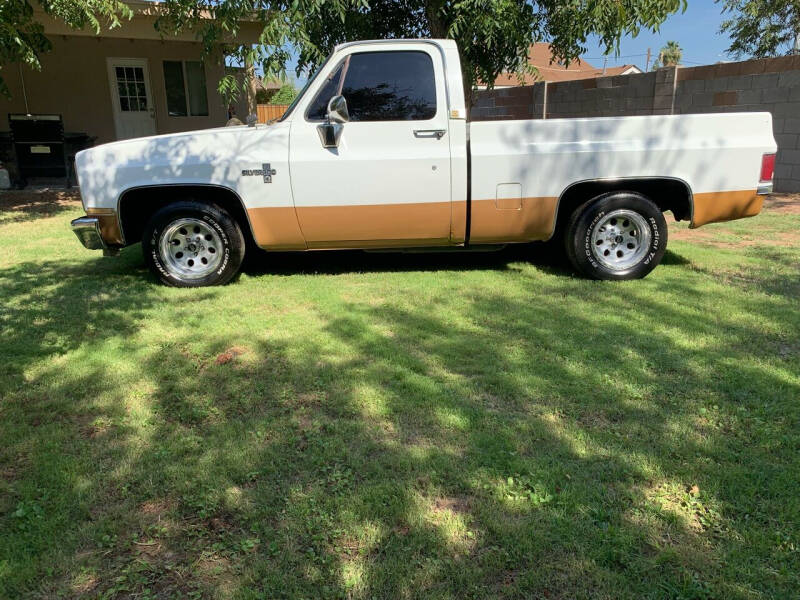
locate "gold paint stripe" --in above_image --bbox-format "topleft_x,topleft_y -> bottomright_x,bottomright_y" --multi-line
237,189 -> 764,251
450,199 -> 467,243
247,206 -> 307,249
295,201 -> 452,248
87,207 -> 124,245
691,190 -> 762,228
248,198 -> 561,249
469,197 -> 559,243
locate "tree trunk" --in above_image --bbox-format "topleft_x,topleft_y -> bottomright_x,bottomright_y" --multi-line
464,82 -> 474,119
424,0 -> 447,38
244,55 -> 257,117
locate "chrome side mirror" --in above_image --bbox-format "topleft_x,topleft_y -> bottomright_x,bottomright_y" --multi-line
327,95 -> 349,123
317,95 -> 349,148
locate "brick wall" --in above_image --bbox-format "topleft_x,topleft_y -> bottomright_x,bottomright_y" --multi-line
472,55 -> 800,192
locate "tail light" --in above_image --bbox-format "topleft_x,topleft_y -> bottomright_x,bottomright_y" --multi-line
760,153 -> 775,182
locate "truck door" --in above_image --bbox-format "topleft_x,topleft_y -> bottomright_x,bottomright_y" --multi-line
288,46 -> 452,248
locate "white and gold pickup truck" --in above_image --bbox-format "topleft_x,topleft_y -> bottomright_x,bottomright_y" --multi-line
72,39 -> 777,286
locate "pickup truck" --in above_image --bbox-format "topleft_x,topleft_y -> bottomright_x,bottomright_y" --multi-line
71,39 -> 777,287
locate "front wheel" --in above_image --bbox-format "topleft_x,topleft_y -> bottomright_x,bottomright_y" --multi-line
565,191 -> 667,280
142,201 -> 245,287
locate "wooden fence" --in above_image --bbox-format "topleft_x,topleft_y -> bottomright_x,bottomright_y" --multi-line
256,104 -> 290,122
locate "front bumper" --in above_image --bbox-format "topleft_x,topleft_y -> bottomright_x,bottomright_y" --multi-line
70,216 -> 121,257
71,216 -> 106,250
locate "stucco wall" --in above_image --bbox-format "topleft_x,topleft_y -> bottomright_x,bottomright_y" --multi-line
0,36 -> 241,144
472,55 -> 800,192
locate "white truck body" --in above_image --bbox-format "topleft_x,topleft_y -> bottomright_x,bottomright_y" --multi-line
72,39 -> 777,284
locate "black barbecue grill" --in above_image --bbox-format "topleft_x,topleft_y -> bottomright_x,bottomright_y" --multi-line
8,114 -> 70,187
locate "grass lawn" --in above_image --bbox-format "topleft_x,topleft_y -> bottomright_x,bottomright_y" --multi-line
0,191 -> 798,599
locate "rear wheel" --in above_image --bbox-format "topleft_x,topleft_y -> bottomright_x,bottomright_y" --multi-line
565,191 -> 667,280
142,201 -> 245,287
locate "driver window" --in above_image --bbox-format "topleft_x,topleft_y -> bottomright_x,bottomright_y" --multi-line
342,51 -> 437,121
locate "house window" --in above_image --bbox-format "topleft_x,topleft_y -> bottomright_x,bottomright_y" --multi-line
163,60 -> 209,117
115,66 -> 148,111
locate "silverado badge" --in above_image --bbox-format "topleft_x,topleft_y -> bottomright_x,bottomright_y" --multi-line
242,163 -> 277,183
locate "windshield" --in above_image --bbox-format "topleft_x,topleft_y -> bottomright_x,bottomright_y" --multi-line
279,54 -> 332,122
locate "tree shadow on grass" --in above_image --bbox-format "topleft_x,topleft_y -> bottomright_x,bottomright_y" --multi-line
241,240 -> 577,279
242,241 -> 695,282
120,234 -> 691,282
1,244 -> 798,598
0,190 -> 81,226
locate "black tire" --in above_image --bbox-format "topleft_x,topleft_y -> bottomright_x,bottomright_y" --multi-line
142,200 -> 245,287
564,191 -> 667,280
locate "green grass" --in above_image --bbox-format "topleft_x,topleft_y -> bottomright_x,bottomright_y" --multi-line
0,193 -> 798,599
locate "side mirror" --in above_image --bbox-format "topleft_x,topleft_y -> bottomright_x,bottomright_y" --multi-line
327,95 -> 349,123
317,95 -> 348,148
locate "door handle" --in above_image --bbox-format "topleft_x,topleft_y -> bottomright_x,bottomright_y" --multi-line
414,129 -> 446,139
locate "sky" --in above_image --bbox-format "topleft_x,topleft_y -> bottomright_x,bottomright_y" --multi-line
581,3 -> 734,71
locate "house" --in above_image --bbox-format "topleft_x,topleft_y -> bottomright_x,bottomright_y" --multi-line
0,1 -> 262,145
477,43 -> 642,89
256,78 -> 284,103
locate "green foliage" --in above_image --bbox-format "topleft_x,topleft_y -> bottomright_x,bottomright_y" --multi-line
156,0 -> 363,107
157,0 -> 688,107
11,500 -> 44,533
652,40 -> 682,69
256,80 -> 298,104
296,0 -> 689,106
269,82 -> 298,104
717,0 -> 800,58
3,1 -> 688,108
0,0 -> 132,96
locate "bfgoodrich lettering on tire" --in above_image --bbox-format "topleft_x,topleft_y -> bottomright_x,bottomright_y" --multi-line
565,191 -> 667,280
142,200 -> 245,287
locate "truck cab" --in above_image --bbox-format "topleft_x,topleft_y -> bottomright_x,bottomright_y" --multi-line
285,40 -> 468,248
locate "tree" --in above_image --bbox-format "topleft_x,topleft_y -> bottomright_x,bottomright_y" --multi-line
269,83 -> 298,105
717,0 -> 800,58
4,0 -> 689,110
257,81 -> 298,104
156,0 -> 688,110
155,0 -> 361,108
0,0 -> 131,96
652,40 -> 682,69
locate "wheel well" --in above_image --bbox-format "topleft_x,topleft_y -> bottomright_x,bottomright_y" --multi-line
552,178 -> 692,239
117,185 -> 255,246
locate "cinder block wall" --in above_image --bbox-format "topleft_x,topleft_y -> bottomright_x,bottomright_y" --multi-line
472,55 -> 800,192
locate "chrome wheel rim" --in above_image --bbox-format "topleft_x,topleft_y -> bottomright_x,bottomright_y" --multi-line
159,218 -> 223,280
590,209 -> 651,271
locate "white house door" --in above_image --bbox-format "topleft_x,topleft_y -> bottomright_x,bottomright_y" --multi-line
107,58 -> 156,140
